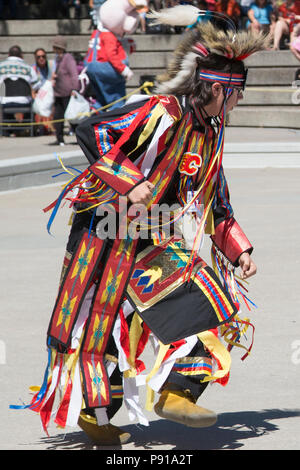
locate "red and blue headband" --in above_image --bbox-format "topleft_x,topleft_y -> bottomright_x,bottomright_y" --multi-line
198,68 -> 248,90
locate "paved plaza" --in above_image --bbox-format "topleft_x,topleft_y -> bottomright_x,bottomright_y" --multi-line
0,130 -> 300,451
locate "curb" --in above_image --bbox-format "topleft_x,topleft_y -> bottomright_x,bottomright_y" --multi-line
1,142 -> 300,192
0,150 -> 86,192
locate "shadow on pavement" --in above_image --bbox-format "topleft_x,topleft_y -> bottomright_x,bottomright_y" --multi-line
37,408 -> 300,450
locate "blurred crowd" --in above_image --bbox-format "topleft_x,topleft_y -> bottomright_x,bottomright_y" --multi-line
0,1 -> 88,20
1,0 -> 300,139
1,0 -> 300,51
0,38 -> 88,141
144,0 -> 300,53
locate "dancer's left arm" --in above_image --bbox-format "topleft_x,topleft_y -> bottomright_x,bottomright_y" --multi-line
238,252 -> 257,279
211,165 -> 256,275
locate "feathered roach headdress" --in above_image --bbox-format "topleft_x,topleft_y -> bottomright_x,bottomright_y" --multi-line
148,5 -> 269,95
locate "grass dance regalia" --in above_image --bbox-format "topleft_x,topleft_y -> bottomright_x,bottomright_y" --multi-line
12,6 -> 268,445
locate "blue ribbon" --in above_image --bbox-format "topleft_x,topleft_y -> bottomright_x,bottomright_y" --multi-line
10,342 -> 52,410
46,172 -> 81,235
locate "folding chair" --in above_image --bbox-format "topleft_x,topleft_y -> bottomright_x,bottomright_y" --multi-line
0,78 -> 34,137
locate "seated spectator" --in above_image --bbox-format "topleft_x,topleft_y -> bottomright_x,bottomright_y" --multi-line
32,48 -> 56,136
32,48 -> 55,85
0,45 -> 41,136
272,0 -> 300,49
215,0 -> 241,27
247,0 -> 275,34
290,22 -> 300,59
139,4 -> 149,34
240,0 -> 253,22
0,45 -> 41,105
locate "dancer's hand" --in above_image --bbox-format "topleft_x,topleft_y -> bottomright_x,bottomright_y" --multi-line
128,181 -> 154,206
238,252 -> 257,279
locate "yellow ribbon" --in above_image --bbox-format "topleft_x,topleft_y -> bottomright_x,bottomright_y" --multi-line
145,341 -> 170,411
197,331 -> 231,382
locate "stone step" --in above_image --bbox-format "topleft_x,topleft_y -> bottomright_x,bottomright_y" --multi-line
0,30 -> 299,59
131,63 -> 299,86
0,20 -> 298,59
246,67 -> 298,86
2,49 -> 298,91
228,106 -> 299,128
0,19 -> 299,64
127,65 -> 300,86
0,19 -> 92,36
239,86 -> 296,106
245,50 -> 299,67
126,67 -> 300,91
0,33 -> 180,54
0,36 -> 91,57
126,87 -> 298,108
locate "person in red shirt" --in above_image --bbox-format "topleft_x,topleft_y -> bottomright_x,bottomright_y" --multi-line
272,0 -> 300,49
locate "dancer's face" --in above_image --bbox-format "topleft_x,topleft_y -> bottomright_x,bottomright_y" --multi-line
202,82 -> 243,117
226,87 -> 244,112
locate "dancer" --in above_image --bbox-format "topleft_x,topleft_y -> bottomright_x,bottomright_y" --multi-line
12,5 -> 267,446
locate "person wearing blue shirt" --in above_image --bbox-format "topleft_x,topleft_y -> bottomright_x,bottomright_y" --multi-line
247,0 -> 276,33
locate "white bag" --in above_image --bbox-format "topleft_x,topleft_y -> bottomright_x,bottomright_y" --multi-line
64,90 -> 90,124
32,80 -> 54,117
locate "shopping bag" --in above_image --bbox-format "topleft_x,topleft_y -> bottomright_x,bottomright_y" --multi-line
64,90 -> 90,124
32,80 -> 54,117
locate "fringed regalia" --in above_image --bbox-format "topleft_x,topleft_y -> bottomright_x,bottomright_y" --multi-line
11,1 -> 270,428
11,92 -> 257,432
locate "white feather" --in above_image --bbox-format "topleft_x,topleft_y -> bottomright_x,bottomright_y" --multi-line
147,5 -> 203,27
156,52 -> 198,94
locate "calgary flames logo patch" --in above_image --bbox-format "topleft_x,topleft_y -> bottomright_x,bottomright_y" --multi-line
179,152 -> 202,176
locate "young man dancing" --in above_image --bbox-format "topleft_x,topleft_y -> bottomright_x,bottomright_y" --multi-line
13,5 -> 267,446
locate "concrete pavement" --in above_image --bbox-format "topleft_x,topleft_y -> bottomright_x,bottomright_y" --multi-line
0,129 -> 300,451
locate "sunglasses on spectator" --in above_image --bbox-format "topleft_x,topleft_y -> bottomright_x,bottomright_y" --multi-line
36,54 -> 46,58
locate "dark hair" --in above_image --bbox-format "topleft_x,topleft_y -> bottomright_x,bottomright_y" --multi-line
191,55 -> 245,107
8,45 -> 23,58
34,48 -> 47,57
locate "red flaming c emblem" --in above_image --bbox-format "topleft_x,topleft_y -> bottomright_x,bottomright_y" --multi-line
179,153 -> 202,176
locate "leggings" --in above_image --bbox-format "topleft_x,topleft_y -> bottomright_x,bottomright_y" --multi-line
53,95 -> 70,143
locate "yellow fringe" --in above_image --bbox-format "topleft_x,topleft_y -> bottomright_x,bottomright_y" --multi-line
145,386 -> 156,411
197,331 -> 231,382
